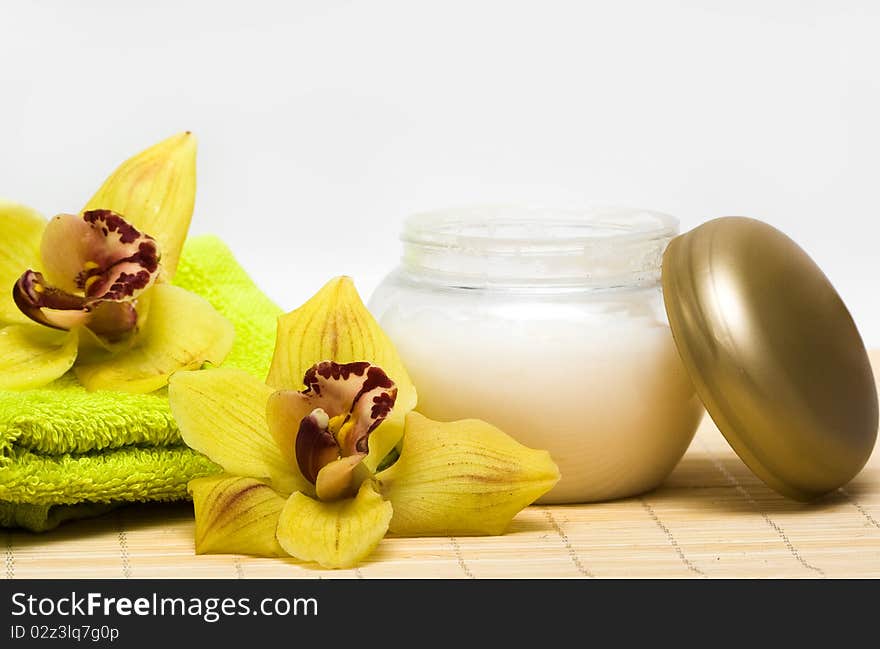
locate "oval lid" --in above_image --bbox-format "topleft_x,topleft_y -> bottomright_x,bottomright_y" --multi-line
662,217 -> 878,501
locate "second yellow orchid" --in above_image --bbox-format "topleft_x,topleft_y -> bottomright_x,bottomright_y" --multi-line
0,133 -> 234,393
170,277 -> 560,568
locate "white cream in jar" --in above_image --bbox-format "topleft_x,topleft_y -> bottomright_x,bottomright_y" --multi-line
369,207 -> 704,503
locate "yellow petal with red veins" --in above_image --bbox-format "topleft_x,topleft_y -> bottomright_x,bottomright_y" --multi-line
189,474 -> 287,557
0,200 -> 45,325
0,324 -> 78,390
375,412 -> 560,536
267,277 -> 417,471
83,132 -> 196,279
171,368 -> 310,495
74,284 -> 233,393
275,481 -> 392,569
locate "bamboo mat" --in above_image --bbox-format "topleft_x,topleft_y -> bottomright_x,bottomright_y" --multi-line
4,353 -> 879,579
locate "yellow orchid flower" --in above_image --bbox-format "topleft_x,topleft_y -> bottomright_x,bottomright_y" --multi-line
170,277 -> 559,569
0,133 -> 234,393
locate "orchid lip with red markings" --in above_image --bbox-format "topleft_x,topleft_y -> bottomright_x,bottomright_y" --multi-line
271,360 -> 398,501
77,210 -> 160,299
11,209 -> 161,339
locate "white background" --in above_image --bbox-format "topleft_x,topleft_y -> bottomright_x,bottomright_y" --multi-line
2,1 -> 878,343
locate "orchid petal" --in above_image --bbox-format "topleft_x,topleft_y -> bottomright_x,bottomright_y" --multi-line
266,389 -> 318,482
84,300 -> 139,344
267,361 -> 397,488
267,277 -> 417,470
13,269 -> 141,343
74,284 -> 234,393
13,270 -> 90,330
170,368 -> 310,495
40,211 -> 160,300
13,210 -> 157,342
0,200 -> 45,325
83,132 -> 196,278
292,408 -> 339,485
0,324 -> 78,390
301,361 -> 397,457
189,474 -> 287,557
375,412 -> 560,536
275,481 -> 392,569
315,455 -> 365,502
36,213 -> 89,292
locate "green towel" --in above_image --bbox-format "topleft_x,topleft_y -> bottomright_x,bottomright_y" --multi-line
0,236 -> 281,531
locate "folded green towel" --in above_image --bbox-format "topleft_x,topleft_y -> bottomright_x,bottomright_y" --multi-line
0,236 -> 281,531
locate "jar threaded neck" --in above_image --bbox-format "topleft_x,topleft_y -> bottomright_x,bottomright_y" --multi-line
400,206 -> 678,290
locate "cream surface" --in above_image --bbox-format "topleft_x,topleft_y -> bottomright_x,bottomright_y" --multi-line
378,299 -> 704,503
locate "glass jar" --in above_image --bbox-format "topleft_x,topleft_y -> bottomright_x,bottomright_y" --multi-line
368,206 -> 704,503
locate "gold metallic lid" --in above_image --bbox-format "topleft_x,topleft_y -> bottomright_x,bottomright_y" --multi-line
662,217 -> 878,501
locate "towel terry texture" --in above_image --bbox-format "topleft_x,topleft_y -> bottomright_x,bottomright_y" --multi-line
0,236 -> 281,531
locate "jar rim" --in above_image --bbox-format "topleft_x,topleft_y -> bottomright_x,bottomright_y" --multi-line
399,205 -> 679,289
402,205 -> 679,253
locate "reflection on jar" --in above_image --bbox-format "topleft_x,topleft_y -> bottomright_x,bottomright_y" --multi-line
369,206 -> 704,504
